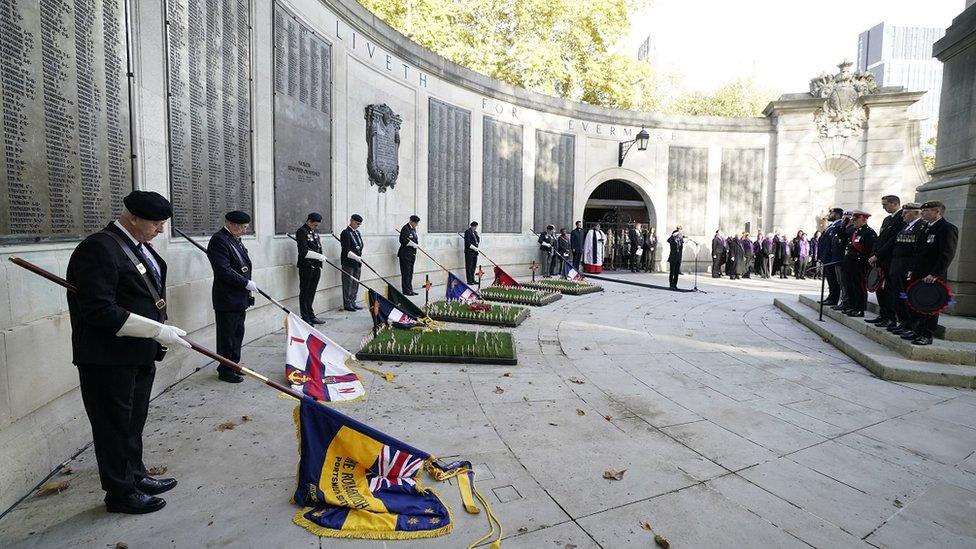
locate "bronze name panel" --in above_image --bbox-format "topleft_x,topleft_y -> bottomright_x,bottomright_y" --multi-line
0,0 -> 132,242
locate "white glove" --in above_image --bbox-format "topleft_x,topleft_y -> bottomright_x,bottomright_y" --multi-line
116,312 -> 191,348
347,251 -> 362,263
407,241 -> 419,248
469,245 -> 479,252
541,242 -> 552,248
245,280 -> 259,292
304,250 -> 327,262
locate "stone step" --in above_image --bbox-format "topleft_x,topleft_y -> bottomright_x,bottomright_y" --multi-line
798,295 -> 976,366
774,298 -> 976,389
862,299 -> 976,343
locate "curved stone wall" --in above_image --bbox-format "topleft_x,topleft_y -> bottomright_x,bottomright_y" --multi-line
0,0 -> 926,508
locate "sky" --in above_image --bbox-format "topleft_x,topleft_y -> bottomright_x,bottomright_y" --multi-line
625,0 -> 964,94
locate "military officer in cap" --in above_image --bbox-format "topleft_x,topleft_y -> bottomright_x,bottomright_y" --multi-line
296,213 -> 325,325
904,201 -> 959,345
397,215 -> 421,295
885,203 -> 925,336
464,221 -> 481,284
207,211 -> 255,383
340,214 -> 365,311
66,190 -> 187,514
842,211 -> 877,317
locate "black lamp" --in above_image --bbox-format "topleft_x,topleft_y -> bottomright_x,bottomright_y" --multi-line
618,127 -> 650,167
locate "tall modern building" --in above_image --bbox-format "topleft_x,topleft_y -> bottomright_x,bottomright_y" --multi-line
857,23 -> 945,150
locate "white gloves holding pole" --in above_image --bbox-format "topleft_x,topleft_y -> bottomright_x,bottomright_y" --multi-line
116,312 -> 191,348
245,280 -> 259,292
347,251 -> 362,263
304,250 -> 327,263
469,245 -> 479,252
407,241 -> 419,248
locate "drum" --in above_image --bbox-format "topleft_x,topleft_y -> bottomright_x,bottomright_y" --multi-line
906,278 -> 952,316
866,264 -> 884,293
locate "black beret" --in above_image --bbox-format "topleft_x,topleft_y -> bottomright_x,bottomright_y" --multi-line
920,201 -> 944,210
470,221 -> 479,227
351,214 -> 363,223
409,215 -> 421,223
830,207 -> 844,214
123,191 -> 172,221
225,210 -> 250,224
307,212 -> 322,222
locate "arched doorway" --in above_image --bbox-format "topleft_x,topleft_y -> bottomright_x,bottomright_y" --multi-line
583,179 -> 657,270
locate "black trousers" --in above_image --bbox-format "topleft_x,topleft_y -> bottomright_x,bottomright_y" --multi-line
465,252 -> 478,284
876,260 -> 895,319
399,256 -> 415,293
298,265 -> 321,320
889,257 -> 911,324
712,256 -> 723,277
215,310 -> 246,375
77,363 -> 155,498
572,252 -> 582,270
824,262 -> 839,302
845,259 -> 868,311
341,263 -> 361,309
669,260 -> 681,288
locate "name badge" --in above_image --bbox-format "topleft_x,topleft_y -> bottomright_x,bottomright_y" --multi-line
136,263 -> 147,275
927,234 -> 936,243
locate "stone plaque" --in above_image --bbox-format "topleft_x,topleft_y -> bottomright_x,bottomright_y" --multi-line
0,0 -> 132,242
533,130 -> 574,233
719,148 -> 764,233
482,117 -> 522,233
273,4 -> 332,233
165,0 -> 252,236
365,104 -> 401,193
667,146 -> 708,235
427,98 -> 471,232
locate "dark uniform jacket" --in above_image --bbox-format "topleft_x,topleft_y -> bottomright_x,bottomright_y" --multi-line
66,222 -> 167,366
207,227 -> 253,312
819,221 -> 840,264
872,210 -> 906,263
911,217 -> 959,280
628,229 -> 640,253
537,231 -> 556,252
464,228 -> 480,255
556,235 -> 571,257
644,232 -> 657,252
570,228 -> 585,253
339,226 -> 364,269
667,232 -> 684,263
295,224 -> 323,268
397,223 -> 418,261
845,225 -> 877,261
712,235 -> 727,259
892,219 -> 925,262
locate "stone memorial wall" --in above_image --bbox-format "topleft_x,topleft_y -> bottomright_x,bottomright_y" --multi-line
533,129 -> 575,232
667,146 -> 709,235
165,0 -> 252,236
0,0 -> 131,241
427,98 -> 471,232
719,148 -> 765,234
481,117 -> 523,233
272,3 -> 332,233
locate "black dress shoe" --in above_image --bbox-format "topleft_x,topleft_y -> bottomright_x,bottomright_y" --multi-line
310,317 -> 326,325
900,331 -> 918,340
846,310 -> 864,317
865,317 -> 884,324
887,323 -> 904,333
218,371 -> 244,383
354,305 -> 364,310
911,336 -> 933,346
820,300 -> 837,306
136,477 -> 177,496
343,307 -> 357,312
875,319 -> 894,328
830,305 -> 845,311
105,492 -> 166,514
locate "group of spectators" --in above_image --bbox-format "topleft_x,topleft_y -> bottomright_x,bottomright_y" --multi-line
711,230 -> 822,280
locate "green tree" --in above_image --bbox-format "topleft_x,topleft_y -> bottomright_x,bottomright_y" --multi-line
359,0 -> 657,110
923,135 -> 937,174
666,77 -> 776,117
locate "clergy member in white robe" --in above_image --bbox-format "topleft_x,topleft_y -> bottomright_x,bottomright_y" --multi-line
583,224 -> 606,273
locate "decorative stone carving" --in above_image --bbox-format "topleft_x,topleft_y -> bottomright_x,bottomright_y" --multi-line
809,60 -> 879,138
364,104 -> 402,192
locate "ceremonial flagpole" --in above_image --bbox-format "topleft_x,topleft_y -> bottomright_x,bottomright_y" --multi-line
454,232 -> 503,268
393,228 -> 454,275
286,234 -> 382,295
329,233 -> 398,288
7,256 -> 306,400
548,248 -> 681,291
174,227 -> 293,314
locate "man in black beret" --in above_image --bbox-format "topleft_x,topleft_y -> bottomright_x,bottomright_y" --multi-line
207,211 -> 255,383
296,213 -> 325,324
397,215 -> 421,295
464,221 -> 481,284
65,190 -> 187,514
904,201 -> 959,345
340,214 -> 365,311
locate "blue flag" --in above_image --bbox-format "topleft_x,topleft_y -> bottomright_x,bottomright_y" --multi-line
446,272 -> 479,301
367,289 -> 418,329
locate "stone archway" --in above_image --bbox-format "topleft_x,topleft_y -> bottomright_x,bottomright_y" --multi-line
582,179 -> 657,229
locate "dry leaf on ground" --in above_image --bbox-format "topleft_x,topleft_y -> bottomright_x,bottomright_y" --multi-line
502,372 -> 512,377
654,534 -> 670,548
602,469 -> 626,481
575,408 -> 586,416
548,422 -> 558,426
568,377 -> 585,384
38,481 -> 70,495
604,415 -> 613,421
61,467 -> 73,475
216,421 -> 236,431
115,543 -> 129,549
494,386 -> 505,394
240,415 -> 251,422
147,465 -> 168,476
639,520 -> 652,531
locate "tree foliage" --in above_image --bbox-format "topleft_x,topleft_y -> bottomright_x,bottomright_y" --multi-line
667,77 -> 776,117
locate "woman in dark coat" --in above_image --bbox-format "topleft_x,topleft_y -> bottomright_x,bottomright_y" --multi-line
740,233 -> 754,278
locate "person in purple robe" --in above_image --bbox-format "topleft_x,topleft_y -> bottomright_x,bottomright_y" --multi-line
810,231 -> 822,279
791,230 -> 810,279
760,233 -> 774,278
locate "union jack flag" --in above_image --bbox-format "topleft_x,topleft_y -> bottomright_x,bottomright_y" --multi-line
368,445 -> 425,492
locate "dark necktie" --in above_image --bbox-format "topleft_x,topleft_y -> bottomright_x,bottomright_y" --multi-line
137,243 -> 162,291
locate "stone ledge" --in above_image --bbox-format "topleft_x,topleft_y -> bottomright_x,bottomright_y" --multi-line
774,298 -> 976,389
861,296 -> 976,343
798,295 -> 976,365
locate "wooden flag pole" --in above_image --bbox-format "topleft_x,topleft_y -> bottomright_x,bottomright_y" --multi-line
329,233 -> 397,288
454,232 -> 502,268
7,256 -> 306,401
393,229 -> 453,274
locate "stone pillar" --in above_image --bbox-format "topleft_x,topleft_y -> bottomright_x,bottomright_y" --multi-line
914,4 -> 976,316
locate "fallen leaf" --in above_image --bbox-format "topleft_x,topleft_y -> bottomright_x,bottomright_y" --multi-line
639,520 -> 652,531
147,465 -> 168,476
575,408 -> 585,416
115,543 -> 128,549
604,415 -> 613,421
215,421 -> 236,431
566,544 -> 577,549
522,396 -> 529,401
894,498 -> 903,508
654,534 -> 670,548
583,346 -> 591,350
38,481 -> 70,495
240,415 -> 251,422
517,527 -> 528,533
502,372 -> 512,377
494,386 -> 504,394
602,469 -> 626,481
548,422 -> 558,426
568,377 -> 585,384
61,467 -> 74,475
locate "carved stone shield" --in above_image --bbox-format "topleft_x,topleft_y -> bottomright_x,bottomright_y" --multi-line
365,104 -> 402,192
